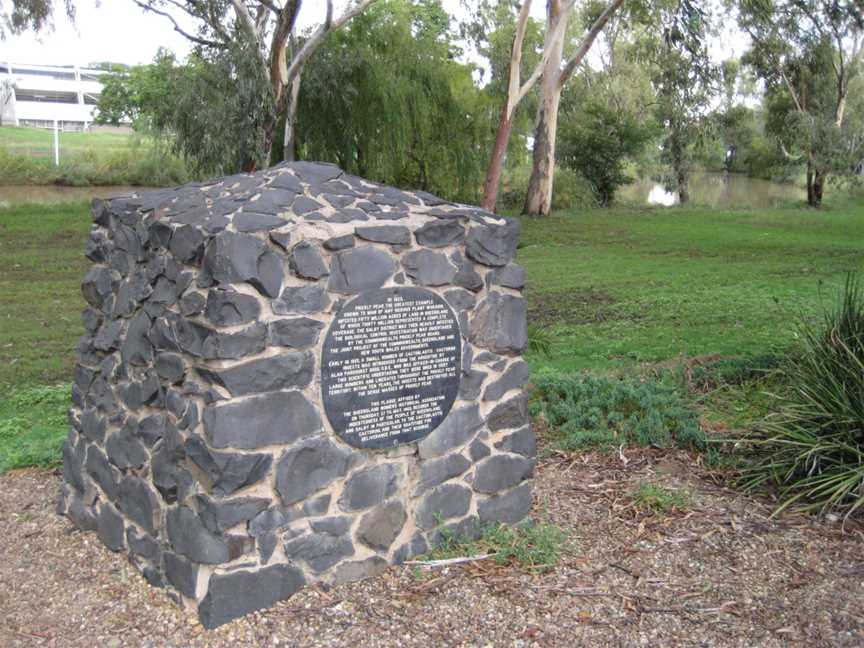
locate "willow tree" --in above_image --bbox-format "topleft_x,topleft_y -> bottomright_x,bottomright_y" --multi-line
522,0 -> 626,216
296,0 -> 491,202
133,0 -> 376,169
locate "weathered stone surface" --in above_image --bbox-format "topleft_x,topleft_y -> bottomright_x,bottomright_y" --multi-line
483,361 -> 529,401
328,247 -> 395,294
331,557 -> 388,586
204,391 -> 321,450
478,482 -> 532,524
355,225 -> 410,246
323,234 -> 354,251
195,495 -> 270,534
414,220 -> 465,248
136,414 -> 168,446
303,493 -> 331,516
106,422 -> 148,469
470,292 -> 528,354
197,352 -> 314,397
417,404 -> 483,459
169,225 -> 205,264
488,263 -> 525,289
86,445 -> 119,499
163,552 -> 198,599
201,323 -> 267,360
201,231 -> 283,298
356,501 -> 406,551
269,172 -> 304,193
284,529 -> 354,573
459,369 -> 486,401
62,435 -> 87,493
469,439 -> 491,461
494,426 -> 536,458
204,288 -> 261,326
234,211 -> 284,232
338,463 -> 400,512
465,219 -> 520,267
416,483 -> 472,529
290,161 -> 343,184
117,476 -> 161,535
392,533 -> 429,565
290,241 -> 329,280
275,437 -> 352,507
273,285 -> 329,314
82,266 -> 117,307
250,189 -> 297,214
401,250 -> 457,286
444,288 -> 477,312
80,408 -> 107,443
154,352 -> 185,384
184,436 -> 272,496
269,230 -> 292,251
198,564 -> 306,629
152,430 -> 193,504
167,506 -> 235,564
179,291 -> 206,316
96,503 -> 125,552
415,453 -> 471,494
267,317 -> 324,349
487,393 -> 529,432
473,455 -> 534,494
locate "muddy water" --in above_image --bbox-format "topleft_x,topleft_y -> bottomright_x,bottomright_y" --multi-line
618,172 -> 805,208
0,185 -> 142,207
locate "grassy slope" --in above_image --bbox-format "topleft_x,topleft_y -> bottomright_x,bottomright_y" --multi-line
0,126 -> 138,156
519,199 -> 864,373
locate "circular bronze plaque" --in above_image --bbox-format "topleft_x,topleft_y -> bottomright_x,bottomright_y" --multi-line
321,287 -> 462,449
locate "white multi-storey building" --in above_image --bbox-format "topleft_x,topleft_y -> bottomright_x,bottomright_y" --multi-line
1,62 -> 112,130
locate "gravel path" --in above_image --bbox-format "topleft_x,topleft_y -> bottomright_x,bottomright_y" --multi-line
3,448 -> 864,647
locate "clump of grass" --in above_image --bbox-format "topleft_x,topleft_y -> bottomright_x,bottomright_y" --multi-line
532,371 -> 706,451
631,482 -> 690,512
527,323 -> 554,357
0,384 -> 69,473
426,520 -> 566,572
687,354 -> 782,391
737,274 -> 864,518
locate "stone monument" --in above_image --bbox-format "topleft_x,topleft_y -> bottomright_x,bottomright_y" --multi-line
58,161 -> 534,628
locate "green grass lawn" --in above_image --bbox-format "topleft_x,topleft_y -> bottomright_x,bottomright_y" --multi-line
519,198 -> 864,373
1,194 -> 862,470
0,125 -> 139,157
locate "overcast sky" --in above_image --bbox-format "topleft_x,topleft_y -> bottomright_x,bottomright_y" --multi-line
4,0 -> 745,70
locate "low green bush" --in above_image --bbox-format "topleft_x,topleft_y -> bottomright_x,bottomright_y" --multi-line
500,165 -> 598,211
688,354 -> 782,390
532,371 -> 706,451
737,274 -> 864,518
631,482 -> 691,512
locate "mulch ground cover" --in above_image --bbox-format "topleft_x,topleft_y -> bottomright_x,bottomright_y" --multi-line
2,443 -> 863,647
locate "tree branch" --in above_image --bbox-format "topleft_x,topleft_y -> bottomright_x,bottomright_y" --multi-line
558,0 -> 625,88
131,0 -> 225,48
504,0 -> 532,118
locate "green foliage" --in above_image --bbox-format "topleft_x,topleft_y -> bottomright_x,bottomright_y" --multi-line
427,520 -> 566,572
502,165 -> 598,211
528,324 -> 554,357
558,101 -> 656,205
96,42 -> 275,175
532,371 -> 706,451
687,354 -> 782,390
737,274 -> 864,518
631,482 -> 690,512
296,0 -> 492,202
0,384 -> 69,473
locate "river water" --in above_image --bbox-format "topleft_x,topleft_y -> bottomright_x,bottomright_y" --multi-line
617,172 -> 805,208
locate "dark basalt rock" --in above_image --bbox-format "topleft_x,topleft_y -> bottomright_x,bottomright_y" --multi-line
197,352 -> 314,397
184,436 -> 273,496
273,285 -> 329,314
198,564 -> 306,629
417,404 -> 483,459
401,250 -> 457,286
473,455 -> 534,494
355,225 -> 411,246
164,552 -> 198,599
167,506 -> 239,564
328,247 -> 395,294
415,483 -> 472,529
494,426 -> 536,458
117,476 -> 161,535
203,390 -> 321,450
201,231 -> 283,298
470,292 -> 528,354
465,219 -> 520,267
267,317 -> 324,349
204,288 -> 261,326
290,241 -> 329,280
483,360 -> 529,401
275,437 -> 353,507
414,453 -> 472,495
487,393 -> 529,432
195,495 -> 270,534
338,464 -> 400,512
414,220 -> 465,248
356,501 -> 406,551
487,263 -> 526,289
478,483 -> 532,524
323,234 -> 354,251
96,503 -> 126,552
169,225 -> 205,264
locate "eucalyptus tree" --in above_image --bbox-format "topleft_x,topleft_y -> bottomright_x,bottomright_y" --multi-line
521,0 -> 626,216
131,0 -> 377,169
738,0 -> 864,206
0,0 -> 73,37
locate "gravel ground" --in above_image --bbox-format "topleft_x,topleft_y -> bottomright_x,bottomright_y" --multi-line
2,447 -> 864,648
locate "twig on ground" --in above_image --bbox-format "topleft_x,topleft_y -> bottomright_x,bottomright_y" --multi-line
405,554 -> 493,568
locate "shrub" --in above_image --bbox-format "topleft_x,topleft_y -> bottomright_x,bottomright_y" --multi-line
500,165 -> 598,211
532,371 -> 706,451
738,274 -> 864,518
